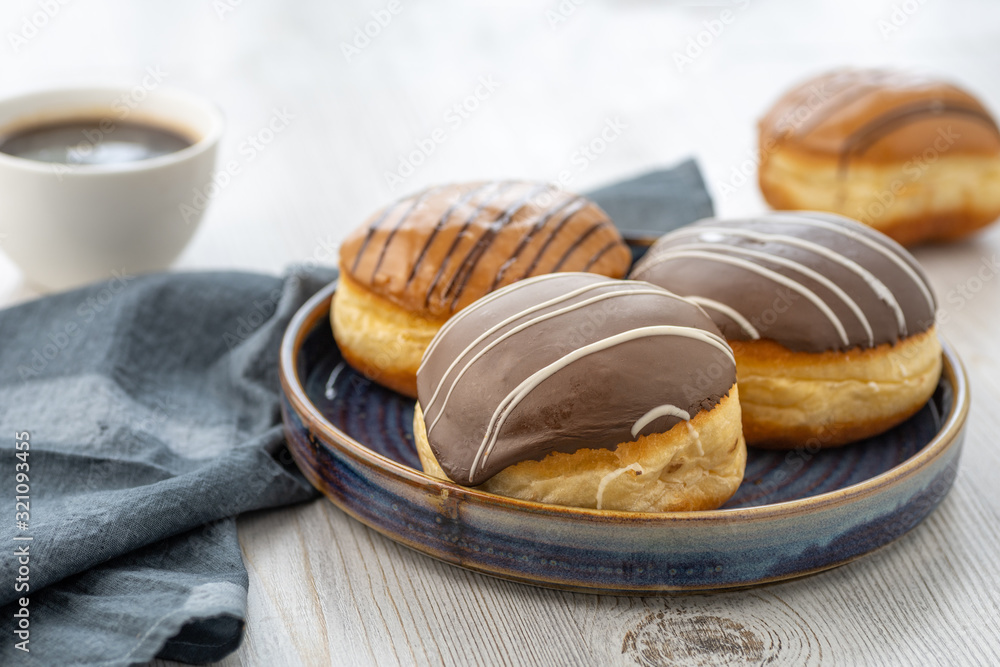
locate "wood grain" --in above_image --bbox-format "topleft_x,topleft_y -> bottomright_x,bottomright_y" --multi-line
3,0 -> 999,665
156,475 -> 1000,667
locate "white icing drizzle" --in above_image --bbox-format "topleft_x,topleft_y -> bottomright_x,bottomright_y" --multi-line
686,422 -> 704,456
649,242 -> 875,346
324,361 -> 347,400
418,272 -> 578,373
424,280 -> 622,414
630,404 -> 691,439
663,225 -> 908,336
424,286 -> 692,435
635,249 -> 851,348
595,463 -> 644,510
766,213 -> 936,314
686,296 -> 761,339
470,325 -> 734,478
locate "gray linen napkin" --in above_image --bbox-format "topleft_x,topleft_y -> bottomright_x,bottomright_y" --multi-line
587,160 -> 714,236
0,160 -> 711,666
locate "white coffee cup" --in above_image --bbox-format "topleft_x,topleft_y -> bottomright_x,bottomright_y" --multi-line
0,86 -> 224,291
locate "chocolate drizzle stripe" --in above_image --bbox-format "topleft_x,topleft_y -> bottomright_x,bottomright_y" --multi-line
349,189 -> 425,274
369,185 -> 446,280
424,181 -> 517,310
470,325 -> 735,478
783,70 -> 903,140
416,272 -> 560,374
765,214 -> 936,311
644,242 -> 875,346
488,193 -> 584,291
663,225 -> 908,336
637,249 -> 851,347
686,296 -> 761,339
582,240 -> 621,272
442,183 -> 554,310
517,198 -> 590,279
786,77 -> 882,139
550,220 -> 611,272
630,404 -> 690,439
837,102 -> 1000,176
404,182 -> 499,289
424,286 -> 691,436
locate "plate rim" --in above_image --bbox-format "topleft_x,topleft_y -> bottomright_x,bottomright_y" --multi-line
279,278 -> 969,524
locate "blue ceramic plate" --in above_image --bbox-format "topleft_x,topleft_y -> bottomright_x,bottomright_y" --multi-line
280,270 -> 969,593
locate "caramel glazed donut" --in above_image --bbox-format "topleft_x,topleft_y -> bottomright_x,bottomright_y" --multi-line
413,272 -> 746,513
758,68 -> 1000,246
630,211 -> 942,449
332,181 -> 632,397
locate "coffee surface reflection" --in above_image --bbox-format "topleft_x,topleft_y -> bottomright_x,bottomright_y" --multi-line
0,118 -> 193,165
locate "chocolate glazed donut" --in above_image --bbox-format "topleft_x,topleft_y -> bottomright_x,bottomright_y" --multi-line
343,181 -> 630,318
630,212 -> 943,448
413,273 -> 746,512
758,68 -> 1000,245
332,181 -> 631,397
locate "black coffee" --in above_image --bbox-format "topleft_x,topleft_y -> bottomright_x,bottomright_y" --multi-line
0,118 -> 194,165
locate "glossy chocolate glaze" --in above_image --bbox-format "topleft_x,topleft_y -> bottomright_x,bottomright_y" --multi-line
759,68 -> 1000,165
340,181 -> 632,319
416,273 -> 736,486
629,212 -> 937,352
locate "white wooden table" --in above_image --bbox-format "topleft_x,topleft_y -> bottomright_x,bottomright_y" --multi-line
3,0 -> 999,664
